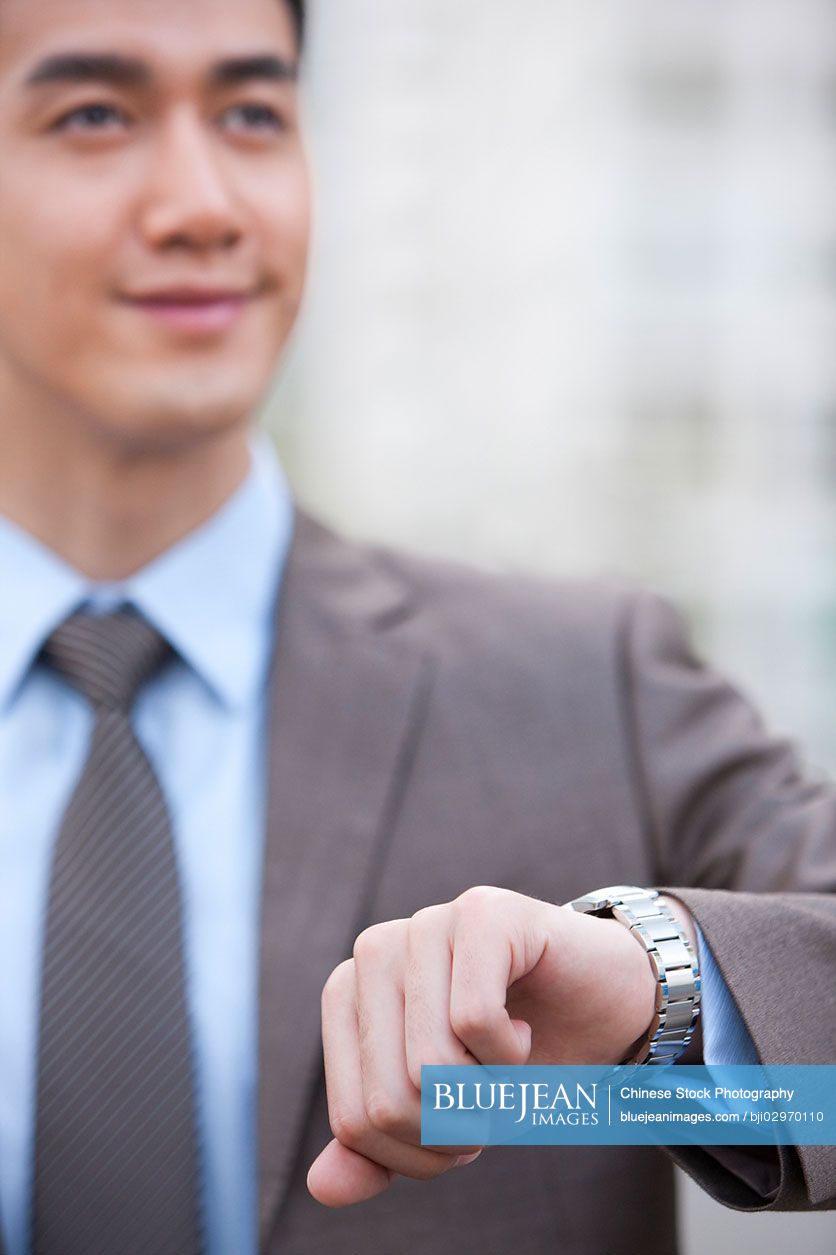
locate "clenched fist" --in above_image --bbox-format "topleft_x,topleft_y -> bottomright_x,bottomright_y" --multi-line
307,885 -> 697,1207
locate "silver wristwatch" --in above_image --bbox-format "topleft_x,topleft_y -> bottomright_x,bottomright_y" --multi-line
565,885 -> 701,1065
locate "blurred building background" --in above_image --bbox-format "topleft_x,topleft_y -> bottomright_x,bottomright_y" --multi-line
265,3 -> 836,1250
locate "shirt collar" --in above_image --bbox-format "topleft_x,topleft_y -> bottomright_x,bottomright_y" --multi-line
0,432 -> 293,714
0,525 -> 89,713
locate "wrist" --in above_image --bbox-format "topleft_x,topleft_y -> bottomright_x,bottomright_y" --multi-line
564,886 -> 702,1065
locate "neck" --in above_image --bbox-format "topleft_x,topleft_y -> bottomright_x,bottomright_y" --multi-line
0,410 -> 251,581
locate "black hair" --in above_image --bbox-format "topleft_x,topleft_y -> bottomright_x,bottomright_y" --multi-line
286,0 -> 305,52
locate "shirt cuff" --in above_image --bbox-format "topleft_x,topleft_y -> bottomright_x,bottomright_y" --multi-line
694,923 -> 759,1065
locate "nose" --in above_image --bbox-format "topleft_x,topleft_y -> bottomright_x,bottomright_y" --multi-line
138,109 -> 246,253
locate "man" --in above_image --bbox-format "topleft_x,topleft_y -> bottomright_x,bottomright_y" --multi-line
0,1 -> 832,1253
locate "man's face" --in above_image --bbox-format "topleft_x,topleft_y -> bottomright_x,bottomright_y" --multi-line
0,0 -> 310,450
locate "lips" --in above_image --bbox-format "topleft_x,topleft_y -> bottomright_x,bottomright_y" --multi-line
119,287 -> 259,335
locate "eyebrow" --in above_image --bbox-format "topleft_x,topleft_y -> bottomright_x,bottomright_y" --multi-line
23,52 -> 298,91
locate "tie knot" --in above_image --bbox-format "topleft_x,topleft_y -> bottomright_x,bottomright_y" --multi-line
41,610 -> 173,709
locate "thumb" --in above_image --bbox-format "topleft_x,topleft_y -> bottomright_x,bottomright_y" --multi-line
307,1138 -> 394,1208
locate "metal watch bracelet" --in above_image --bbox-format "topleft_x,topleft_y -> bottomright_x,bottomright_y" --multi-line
565,885 -> 701,1065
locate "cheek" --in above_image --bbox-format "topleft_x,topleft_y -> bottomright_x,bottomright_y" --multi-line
1,151 -> 124,261
0,256 -> 101,398
0,211 -> 60,356
259,163 -> 312,281
0,187 -> 123,355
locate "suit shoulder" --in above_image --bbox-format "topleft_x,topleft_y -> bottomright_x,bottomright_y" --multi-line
362,535 -> 651,668
289,511 -> 683,674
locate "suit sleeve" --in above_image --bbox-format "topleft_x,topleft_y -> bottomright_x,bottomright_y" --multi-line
620,588 -> 836,1211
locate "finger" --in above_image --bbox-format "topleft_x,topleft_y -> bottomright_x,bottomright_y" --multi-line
403,904 -> 476,1090
318,956 -> 458,1200
353,923 -> 481,1155
449,892 -> 533,1064
353,921 -> 422,1144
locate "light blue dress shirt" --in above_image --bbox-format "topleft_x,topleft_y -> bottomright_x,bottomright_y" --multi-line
0,434 -> 293,1255
0,436 -> 755,1255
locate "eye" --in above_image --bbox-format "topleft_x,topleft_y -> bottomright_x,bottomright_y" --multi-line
220,102 -> 286,134
52,102 -> 130,133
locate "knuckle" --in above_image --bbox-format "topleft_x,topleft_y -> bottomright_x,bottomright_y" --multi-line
406,1040 -> 468,1089
365,1089 -> 409,1139
352,920 -> 405,967
352,925 -> 384,965
321,958 -> 353,1007
455,885 -> 504,916
450,997 -> 502,1043
409,903 -> 447,934
329,1104 -> 366,1149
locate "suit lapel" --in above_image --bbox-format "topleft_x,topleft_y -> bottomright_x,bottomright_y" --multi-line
257,512 -> 431,1250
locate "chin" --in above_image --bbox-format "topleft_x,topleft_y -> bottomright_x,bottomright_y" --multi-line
81,368 -> 272,454
81,401 -> 252,459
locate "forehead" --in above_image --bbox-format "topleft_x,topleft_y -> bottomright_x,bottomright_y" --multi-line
0,0 -> 296,82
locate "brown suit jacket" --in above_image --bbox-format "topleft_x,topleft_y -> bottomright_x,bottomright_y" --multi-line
256,511 -> 836,1254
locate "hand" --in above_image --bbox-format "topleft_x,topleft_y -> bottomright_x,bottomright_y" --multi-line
307,885 -> 684,1208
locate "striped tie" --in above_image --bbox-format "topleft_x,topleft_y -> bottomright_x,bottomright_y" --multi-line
31,610 -> 203,1255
